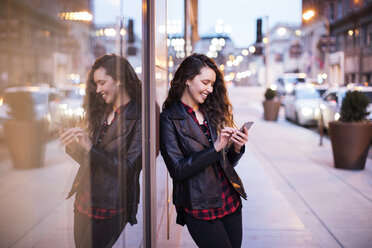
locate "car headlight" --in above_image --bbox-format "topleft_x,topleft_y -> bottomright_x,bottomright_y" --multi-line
58,104 -> 68,110
74,107 -> 84,117
314,108 -> 320,117
285,84 -> 294,92
301,107 -> 313,116
64,109 -> 74,117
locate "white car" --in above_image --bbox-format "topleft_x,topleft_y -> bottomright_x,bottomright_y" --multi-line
53,86 -> 85,128
283,85 -> 322,125
0,86 -> 59,138
320,85 -> 372,129
272,73 -> 307,97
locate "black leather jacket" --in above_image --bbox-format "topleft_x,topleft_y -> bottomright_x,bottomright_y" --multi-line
160,101 -> 247,212
66,101 -> 142,225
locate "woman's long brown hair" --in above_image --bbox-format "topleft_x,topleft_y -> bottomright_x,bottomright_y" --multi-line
83,54 -> 141,135
163,53 -> 235,132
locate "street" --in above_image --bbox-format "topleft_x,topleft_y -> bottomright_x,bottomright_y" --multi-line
0,86 -> 371,247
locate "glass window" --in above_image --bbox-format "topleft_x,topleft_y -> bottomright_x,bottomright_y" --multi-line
363,91 -> 372,103
338,1 -> 343,19
0,1 -> 147,247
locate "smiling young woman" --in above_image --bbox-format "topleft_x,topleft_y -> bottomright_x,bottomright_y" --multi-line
60,54 -> 142,248
160,53 -> 249,248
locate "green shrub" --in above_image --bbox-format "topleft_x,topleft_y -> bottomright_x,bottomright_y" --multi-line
264,88 -> 277,100
340,91 -> 370,122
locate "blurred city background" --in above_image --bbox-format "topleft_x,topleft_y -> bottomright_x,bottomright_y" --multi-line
0,0 -> 371,247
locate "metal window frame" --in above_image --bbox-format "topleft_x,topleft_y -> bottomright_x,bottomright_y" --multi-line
142,0 -> 157,247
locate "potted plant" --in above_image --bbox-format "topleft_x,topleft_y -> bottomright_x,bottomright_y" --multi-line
263,88 -> 281,121
328,91 -> 372,170
3,88 -> 48,169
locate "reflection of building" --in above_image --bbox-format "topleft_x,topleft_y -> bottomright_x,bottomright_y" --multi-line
0,0 -> 93,89
92,22 -> 142,73
302,0 -> 372,86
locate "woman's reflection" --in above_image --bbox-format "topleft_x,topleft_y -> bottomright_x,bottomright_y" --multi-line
60,54 -> 142,248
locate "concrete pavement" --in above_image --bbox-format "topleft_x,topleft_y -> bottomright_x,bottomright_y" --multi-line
231,86 -> 372,248
0,86 -> 371,247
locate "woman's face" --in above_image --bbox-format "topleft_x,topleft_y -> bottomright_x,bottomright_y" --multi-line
94,67 -> 119,105
182,66 -> 216,107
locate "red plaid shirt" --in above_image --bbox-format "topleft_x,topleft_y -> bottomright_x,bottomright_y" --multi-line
181,101 -> 241,220
74,107 -> 125,219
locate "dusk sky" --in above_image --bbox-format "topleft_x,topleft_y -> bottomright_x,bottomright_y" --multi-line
93,0 -> 302,48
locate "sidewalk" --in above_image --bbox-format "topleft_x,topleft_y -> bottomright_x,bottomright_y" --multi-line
0,86 -> 371,247
231,86 -> 372,248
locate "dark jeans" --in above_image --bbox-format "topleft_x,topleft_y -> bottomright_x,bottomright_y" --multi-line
74,211 -> 127,248
184,207 -> 242,248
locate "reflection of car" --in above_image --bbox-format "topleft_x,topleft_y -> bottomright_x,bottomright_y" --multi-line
283,85 -> 322,125
314,84 -> 329,97
0,86 -> 60,138
320,86 -> 372,129
272,73 -> 307,96
54,86 -> 85,128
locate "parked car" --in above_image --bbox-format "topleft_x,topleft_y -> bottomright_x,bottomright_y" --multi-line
53,85 -> 85,128
319,85 -> 372,129
272,73 -> 307,97
0,86 -> 60,138
282,84 -> 322,126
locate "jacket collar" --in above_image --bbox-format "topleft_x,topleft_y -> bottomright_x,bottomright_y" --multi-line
168,101 -> 215,147
169,101 -> 188,120
93,100 -> 140,145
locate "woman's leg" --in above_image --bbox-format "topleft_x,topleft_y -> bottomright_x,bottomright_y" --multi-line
221,208 -> 243,248
91,214 -> 127,248
74,212 -> 127,248
74,211 -> 93,248
184,213 -> 232,248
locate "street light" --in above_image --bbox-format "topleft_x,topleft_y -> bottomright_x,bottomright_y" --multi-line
302,10 -> 315,21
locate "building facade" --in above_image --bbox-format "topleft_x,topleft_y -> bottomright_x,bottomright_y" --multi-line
0,0 -> 92,89
302,0 -> 372,86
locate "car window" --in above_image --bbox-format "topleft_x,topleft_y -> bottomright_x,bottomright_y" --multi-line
31,92 -> 49,105
324,92 -> 337,102
61,89 -> 84,99
316,89 -> 327,97
363,92 -> 372,103
296,89 -> 320,99
285,78 -> 306,84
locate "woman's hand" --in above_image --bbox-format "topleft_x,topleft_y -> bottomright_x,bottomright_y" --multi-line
214,127 -> 235,152
60,127 -> 92,152
232,126 -> 249,153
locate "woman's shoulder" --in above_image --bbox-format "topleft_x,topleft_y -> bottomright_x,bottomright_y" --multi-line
160,101 -> 185,120
161,101 -> 178,115
121,100 -> 141,120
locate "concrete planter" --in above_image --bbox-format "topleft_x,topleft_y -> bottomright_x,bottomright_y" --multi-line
263,100 -> 281,121
329,121 -> 372,170
4,120 -> 48,169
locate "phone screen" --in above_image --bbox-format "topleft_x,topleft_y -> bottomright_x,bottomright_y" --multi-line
239,121 -> 254,132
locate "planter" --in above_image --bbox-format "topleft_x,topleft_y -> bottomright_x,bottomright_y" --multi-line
329,121 -> 372,170
263,100 -> 281,121
4,120 -> 48,169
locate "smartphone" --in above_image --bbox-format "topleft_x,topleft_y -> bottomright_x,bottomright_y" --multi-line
239,121 -> 254,132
